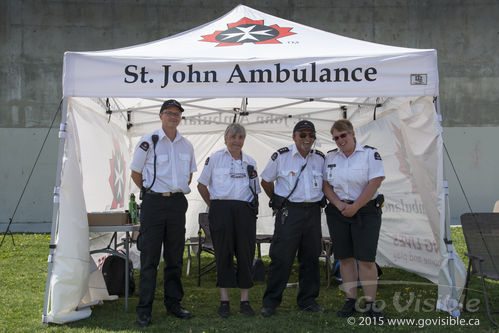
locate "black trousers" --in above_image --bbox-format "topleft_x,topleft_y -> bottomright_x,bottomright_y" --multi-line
136,193 -> 188,316
262,204 -> 322,309
209,200 -> 256,288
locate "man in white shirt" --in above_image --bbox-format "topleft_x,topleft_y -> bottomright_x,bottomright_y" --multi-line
259,120 -> 326,317
130,99 -> 196,326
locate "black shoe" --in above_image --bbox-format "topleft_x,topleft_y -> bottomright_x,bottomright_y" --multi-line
364,302 -> 385,320
167,303 -> 191,319
337,298 -> 357,318
218,301 -> 230,318
301,303 -> 327,313
136,314 -> 151,327
261,307 -> 275,317
240,301 -> 255,317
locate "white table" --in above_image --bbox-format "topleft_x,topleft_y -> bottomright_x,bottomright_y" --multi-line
89,224 -> 140,311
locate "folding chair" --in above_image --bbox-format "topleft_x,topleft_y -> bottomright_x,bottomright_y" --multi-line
461,212 -> 499,326
197,212 -> 216,286
320,237 -> 333,289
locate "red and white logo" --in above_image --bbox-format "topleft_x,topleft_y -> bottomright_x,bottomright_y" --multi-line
201,17 -> 295,47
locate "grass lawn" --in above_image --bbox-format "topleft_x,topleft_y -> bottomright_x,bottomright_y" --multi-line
0,228 -> 497,332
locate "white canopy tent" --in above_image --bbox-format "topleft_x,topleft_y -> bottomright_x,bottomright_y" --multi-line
43,5 -> 465,324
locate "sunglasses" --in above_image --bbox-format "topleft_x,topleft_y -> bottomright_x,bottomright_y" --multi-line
299,133 -> 316,139
333,133 -> 348,141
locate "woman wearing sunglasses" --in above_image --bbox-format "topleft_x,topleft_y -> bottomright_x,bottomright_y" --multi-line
197,123 -> 261,318
322,119 -> 385,319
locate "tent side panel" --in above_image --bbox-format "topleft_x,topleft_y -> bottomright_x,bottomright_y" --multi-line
46,101 -> 92,323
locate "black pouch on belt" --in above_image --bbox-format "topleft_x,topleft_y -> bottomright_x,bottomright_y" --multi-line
269,194 -> 287,211
375,194 -> 385,208
319,195 -> 327,208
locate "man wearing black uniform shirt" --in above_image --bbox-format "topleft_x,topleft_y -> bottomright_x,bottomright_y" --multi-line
130,99 -> 196,327
260,120 -> 327,317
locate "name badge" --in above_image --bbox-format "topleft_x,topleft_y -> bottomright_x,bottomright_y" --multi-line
327,164 -> 336,180
312,175 -> 320,188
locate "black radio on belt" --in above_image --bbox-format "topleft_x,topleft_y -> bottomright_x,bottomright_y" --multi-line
375,194 -> 385,208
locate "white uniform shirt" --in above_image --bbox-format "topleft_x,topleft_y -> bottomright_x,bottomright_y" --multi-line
261,144 -> 325,203
198,147 -> 261,201
130,128 -> 197,193
323,143 -> 385,201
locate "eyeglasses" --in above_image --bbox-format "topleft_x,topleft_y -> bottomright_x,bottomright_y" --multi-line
333,133 -> 348,141
161,111 -> 182,118
299,133 -> 316,139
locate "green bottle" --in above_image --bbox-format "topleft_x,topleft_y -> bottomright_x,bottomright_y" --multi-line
129,193 -> 138,225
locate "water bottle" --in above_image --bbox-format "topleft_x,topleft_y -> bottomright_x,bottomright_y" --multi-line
129,193 -> 138,225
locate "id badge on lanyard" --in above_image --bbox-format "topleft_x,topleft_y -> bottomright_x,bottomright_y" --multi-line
327,164 -> 336,180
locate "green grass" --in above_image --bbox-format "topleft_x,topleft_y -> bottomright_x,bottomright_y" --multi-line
0,228 -> 497,332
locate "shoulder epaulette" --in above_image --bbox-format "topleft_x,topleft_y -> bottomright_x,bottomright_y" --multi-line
271,147 -> 289,161
364,145 -> 377,150
327,148 -> 338,153
277,147 -> 290,154
313,150 -> 325,159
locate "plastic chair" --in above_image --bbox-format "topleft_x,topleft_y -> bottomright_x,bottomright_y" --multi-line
461,212 -> 499,326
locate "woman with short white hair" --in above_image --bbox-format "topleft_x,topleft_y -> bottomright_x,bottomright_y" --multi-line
197,123 -> 261,318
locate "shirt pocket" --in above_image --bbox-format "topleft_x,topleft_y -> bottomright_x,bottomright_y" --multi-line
178,153 -> 191,171
350,167 -> 368,186
213,168 -> 230,190
146,152 -> 167,166
157,154 -> 169,164
155,155 -> 169,177
278,169 -> 296,192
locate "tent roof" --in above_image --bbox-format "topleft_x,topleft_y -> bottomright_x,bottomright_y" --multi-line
74,5 -> 430,59
63,5 -> 439,98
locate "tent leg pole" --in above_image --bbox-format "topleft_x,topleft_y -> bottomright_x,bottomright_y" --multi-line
42,97 -> 69,324
436,97 -> 460,316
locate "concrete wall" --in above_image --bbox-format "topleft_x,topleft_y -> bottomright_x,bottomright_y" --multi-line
443,127 -> 499,225
0,128 -> 58,232
1,0 -> 499,231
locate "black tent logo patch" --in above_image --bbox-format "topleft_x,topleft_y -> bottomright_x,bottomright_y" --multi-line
201,17 -> 295,47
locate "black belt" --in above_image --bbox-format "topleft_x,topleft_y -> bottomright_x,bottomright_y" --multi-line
340,199 -> 377,205
286,201 -> 320,207
146,190 -> 184,197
